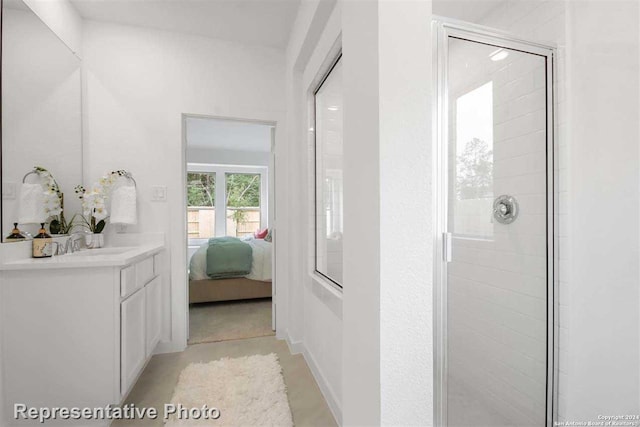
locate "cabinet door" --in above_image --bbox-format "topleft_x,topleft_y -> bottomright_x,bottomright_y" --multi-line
145,276 -> 162,356
121,288 -> 146,397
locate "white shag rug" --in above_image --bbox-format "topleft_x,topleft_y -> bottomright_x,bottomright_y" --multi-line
165,353 -> 293,427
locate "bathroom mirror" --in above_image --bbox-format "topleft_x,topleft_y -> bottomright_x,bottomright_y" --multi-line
0,0 -> 83,241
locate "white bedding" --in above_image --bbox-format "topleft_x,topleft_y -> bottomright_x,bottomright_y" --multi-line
189,238 -> 272,282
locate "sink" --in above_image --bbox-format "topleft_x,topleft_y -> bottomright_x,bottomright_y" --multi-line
65,247 -> 136,257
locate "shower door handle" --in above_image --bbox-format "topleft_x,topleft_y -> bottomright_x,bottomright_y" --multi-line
443,232 -> 452,263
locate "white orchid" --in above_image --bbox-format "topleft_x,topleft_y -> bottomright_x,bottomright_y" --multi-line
80,191 -> 108,220
43,188 -> 62,217
31,167 -> 72,234
34,167 -> 63,218
75,170 -> 132,233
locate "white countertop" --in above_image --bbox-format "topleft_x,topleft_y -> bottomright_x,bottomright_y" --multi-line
0,244 -> 164,271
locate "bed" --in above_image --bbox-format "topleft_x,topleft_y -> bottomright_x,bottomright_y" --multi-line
189,237 -> 272,304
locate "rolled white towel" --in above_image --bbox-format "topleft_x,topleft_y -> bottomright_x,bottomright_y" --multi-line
18,183 -> 46,224
110,185 -> 137,225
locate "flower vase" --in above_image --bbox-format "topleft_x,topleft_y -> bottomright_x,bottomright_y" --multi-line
85,233 -> 104,249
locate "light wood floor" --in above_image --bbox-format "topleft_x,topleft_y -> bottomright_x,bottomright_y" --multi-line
188,298 -> 275,345
115,337 -> 337,427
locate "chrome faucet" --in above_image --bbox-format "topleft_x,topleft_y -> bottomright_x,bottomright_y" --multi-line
56,232 -> 87,255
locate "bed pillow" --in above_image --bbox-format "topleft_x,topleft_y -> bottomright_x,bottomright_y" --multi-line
255,228 -> 268,239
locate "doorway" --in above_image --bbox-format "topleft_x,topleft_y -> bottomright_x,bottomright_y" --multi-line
434,21 -> 557,426
183,115 -> 277,345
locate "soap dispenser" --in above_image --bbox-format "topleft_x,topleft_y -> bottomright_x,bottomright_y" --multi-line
32,223 -> 53,258
5,223 -> 25,242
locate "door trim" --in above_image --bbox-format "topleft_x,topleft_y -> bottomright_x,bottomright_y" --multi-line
432,17 -> 557,426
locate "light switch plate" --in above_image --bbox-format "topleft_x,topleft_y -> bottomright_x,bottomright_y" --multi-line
151,185 -> 167,202
2,182 -> 16,200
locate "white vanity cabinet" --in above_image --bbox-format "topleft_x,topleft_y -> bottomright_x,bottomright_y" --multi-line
0,245 -> 165,426
121,283 -> 147,398
120,257 -> 162,397
145,275 -> 163,356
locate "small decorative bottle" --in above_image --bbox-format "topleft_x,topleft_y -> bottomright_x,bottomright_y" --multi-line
5,223 -> 25,242
32,223 -> 53,258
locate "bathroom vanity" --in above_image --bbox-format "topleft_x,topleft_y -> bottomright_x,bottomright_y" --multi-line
0,244 -> 165,425
0,2 -> 168,425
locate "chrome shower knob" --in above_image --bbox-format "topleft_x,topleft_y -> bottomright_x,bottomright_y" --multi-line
493,195 -> 519,224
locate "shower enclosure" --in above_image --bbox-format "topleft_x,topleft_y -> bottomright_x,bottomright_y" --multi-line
434,20 -> 556,426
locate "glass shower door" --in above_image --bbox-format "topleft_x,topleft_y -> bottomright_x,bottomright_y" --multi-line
444,35 -> 552,426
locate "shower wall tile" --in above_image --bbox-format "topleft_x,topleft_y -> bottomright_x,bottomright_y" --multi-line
494,130 -> 546,161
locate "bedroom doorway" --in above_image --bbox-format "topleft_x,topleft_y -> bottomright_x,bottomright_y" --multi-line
183,115 -> 276,345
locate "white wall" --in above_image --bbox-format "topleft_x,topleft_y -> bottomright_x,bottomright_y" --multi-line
285,1 -> 434,424
22,0 -> 83,56
566,0 -> 640,419
340,1 -> 381,424
283,0 -> 344,422
82,20 -> 287,353
377,1 -> 433,424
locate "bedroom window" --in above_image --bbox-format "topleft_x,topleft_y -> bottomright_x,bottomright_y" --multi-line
187,172 -> 216,239
314,55 -> 343,287
226,173 -> 261,238
187,164 -> 268,245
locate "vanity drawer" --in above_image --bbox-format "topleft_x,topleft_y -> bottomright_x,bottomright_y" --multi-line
120,265 -> 137,298
136,257 -> 155,287
121,257 -> 155,298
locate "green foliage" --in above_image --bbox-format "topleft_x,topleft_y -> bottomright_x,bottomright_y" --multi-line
76,215 -> 107,234
228,209 -> 247,226
49,213 -> 77,235
49,219 -> 62,235
48,190 -> 78,236
457,138 -> 493,200
187,173 -> 216,207
94,219 -> 106,234
187,172 -> 260,208
226,174 -> 260,208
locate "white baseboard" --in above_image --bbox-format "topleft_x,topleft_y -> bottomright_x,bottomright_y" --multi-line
288,339 -> 304,355
280,332 -> 304,355
154,339 -> 186,355
280,333 -> 342,425
301,347 -> 343,426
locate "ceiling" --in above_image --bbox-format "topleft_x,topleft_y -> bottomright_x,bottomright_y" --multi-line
432,0 -> 504,24
70,0 -> 300,49
186,117 -> 272,152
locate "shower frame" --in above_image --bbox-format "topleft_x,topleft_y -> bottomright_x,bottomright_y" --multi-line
432,17 -> 558,426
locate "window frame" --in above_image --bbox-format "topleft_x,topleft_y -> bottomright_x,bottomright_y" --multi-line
186,170 -> 217,242
313,53 -> 343,289
187,163 -> 268,245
